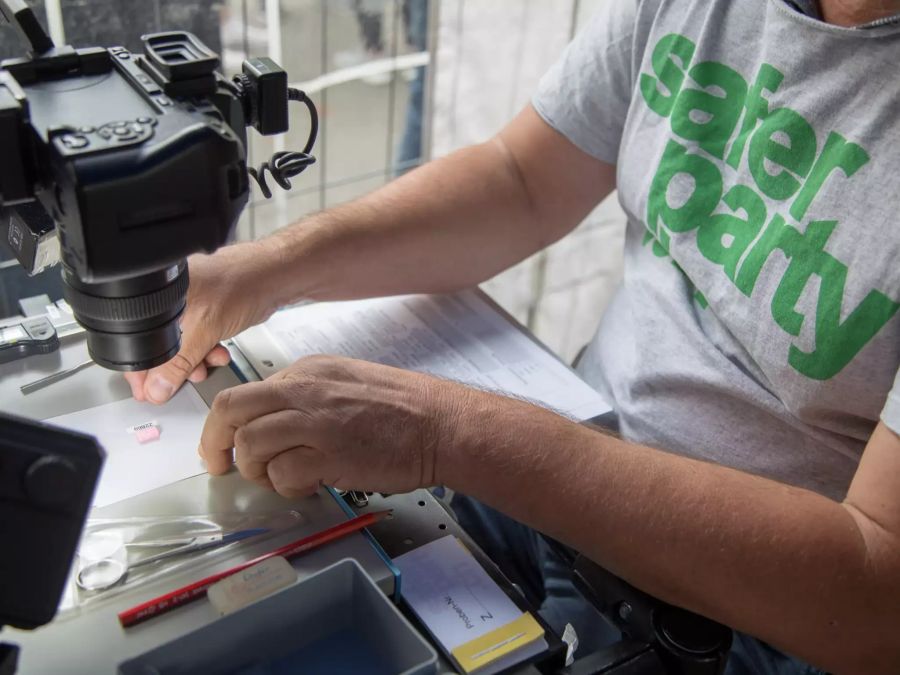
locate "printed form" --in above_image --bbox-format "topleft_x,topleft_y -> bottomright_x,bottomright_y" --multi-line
395,535 -> 547,674
260,291 -> 611,422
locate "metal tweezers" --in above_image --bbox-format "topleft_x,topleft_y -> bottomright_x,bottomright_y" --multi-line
20,359 -> 95,395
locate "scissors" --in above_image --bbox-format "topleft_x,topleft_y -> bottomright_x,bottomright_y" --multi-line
76,528 -> 270,592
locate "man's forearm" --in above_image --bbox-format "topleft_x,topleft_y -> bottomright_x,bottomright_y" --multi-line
246,104 -> 616,309
439,394 -> 900,675
255,139 -> 547,308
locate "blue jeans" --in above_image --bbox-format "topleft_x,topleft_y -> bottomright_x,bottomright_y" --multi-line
449,494 -> 825,675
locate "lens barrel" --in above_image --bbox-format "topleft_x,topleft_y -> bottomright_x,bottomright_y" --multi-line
62,262 -> 189,371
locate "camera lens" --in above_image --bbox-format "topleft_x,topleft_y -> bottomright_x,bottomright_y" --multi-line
62,262 -> 189,371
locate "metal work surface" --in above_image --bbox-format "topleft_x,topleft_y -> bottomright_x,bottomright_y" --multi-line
1,304 -> 563,673
0,334 -> 397,673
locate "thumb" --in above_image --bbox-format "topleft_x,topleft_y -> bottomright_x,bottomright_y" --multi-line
144,329 -> 212,404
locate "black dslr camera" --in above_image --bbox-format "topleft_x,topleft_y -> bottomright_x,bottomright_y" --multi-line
0,0 -> 316,371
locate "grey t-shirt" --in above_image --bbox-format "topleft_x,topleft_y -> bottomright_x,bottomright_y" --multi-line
533,0 -> 900,500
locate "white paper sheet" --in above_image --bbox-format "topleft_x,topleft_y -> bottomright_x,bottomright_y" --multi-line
46,385 -> 209,508
395,535 -> 547,674
263,291 -> 611,421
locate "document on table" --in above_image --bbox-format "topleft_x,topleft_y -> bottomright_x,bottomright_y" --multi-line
46,385 -> 209,508
259,291 -> 611,421
395,535 -> 547,674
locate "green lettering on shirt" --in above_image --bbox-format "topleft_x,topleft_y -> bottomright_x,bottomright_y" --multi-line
638,33 -> 895,380
770,219 -> 837,335
726,63 -> 783,170
639,34 -> 697,117
789,257 -> 899,380
696,184 -> 767,282
789,132 -> 869,221
647,139 -> 723,235
748,107 -> 817,201
671,61 -> 748,160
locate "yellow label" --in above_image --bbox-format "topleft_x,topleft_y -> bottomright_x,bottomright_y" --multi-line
450,612 -> 544,673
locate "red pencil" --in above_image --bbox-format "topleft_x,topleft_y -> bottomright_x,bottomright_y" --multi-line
118,509 -> 391,628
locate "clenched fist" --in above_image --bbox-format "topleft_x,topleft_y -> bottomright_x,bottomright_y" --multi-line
199,355 -> 476,497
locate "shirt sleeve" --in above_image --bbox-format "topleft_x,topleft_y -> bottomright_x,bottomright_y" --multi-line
880,368 -> 900,436
531,0 -> 641,165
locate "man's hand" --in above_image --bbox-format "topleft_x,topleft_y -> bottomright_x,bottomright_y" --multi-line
125,241 -> 282,404
199,355 -> 472,497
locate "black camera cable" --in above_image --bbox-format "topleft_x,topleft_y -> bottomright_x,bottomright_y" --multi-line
247,88 -> 319,199
224,75 -> 319,199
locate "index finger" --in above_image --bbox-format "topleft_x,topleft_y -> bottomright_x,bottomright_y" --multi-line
200,381 -> 290,475
124,371 -> 149,401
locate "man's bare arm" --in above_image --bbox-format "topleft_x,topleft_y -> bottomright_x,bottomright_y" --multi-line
127,104 -> 616,401
259,104 -> 616,306
197,352 -> 900,673
442,400 -> 900,675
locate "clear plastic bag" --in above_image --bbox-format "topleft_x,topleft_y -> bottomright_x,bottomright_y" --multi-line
58,509 -> 306,617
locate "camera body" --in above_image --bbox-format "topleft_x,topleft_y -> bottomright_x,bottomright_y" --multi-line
0,0 -> 310,371
0,33 -> 253,281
